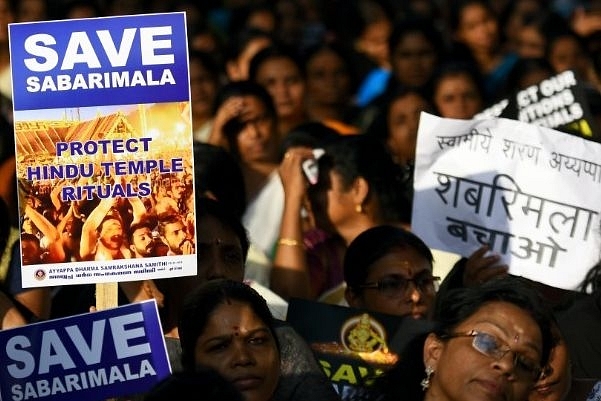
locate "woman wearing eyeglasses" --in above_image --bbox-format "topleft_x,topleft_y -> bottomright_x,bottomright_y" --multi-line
368,275 -> 554,401
343,224 -> 438,320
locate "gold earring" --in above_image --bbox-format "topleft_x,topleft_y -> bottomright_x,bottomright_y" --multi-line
355,204 -> 363,213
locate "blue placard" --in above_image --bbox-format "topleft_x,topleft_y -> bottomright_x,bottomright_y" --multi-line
9,12 -> 189,110
0,301 -> 171,401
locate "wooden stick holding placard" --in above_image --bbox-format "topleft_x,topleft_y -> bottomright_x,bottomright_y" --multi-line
96,282 -> 118,311
96,282 -> 118,401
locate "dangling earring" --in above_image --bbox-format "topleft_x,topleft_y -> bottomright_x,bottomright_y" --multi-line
420,366 -> 434,391
355,203 -> 363,213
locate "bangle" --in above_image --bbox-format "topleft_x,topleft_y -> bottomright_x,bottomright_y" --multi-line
277,238 -> 303,247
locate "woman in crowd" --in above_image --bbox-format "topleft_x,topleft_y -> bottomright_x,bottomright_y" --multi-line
224,27 -> 273,83
207,80 -> 283,262
302,42 -> 360,134
343,224 -> 438,320
270,134 -> 411,301
498,0 -> 546,55
339,0 -> 393,109
448,0 -> 519,103
386,17 -> 445,96
430,61 -> 485,120
189,50 -> 223,143
372,275 -> 555,401
529,319 -> 571,401
178,279 -> 281,401
363,86 -> 431,222
270,122 -> 343,301
514,11 -> 563,60
557,261 -> 601,379
249,45 -> 309,139
503,57 -> 554,95
357,16 -> 445,131
366,86 -> 433,167
544,24 -> 601,91
157,195 -> 338,401
528,321 -> 600,401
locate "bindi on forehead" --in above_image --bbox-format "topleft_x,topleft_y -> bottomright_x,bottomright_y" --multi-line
398,261 -> 414,275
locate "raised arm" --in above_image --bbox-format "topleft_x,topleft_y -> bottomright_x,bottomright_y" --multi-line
79,197 -> 115,260
270,147 -> 315,300
24,203 -> 66,263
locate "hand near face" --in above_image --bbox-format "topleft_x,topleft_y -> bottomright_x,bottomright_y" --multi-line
463,245 -> 509,287
571,7 -> 601,38
278,147 -> 315,203
181,239 -> 195,255
208,96 -> 245,149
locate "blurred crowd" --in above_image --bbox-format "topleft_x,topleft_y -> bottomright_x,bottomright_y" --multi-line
2,1 -> 601,401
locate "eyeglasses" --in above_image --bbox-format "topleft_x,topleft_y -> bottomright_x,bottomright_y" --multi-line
441,330 -> 542,381
358,273 -> 441,298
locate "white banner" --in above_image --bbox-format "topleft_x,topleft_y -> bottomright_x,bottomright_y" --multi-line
412,112 -> 601,290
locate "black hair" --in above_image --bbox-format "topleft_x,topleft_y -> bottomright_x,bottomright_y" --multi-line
195,196 -> 250,263
157,212 -> 182,237
193,142 -> 246,220
344,224 -> 433,291
446,0 -> 500,76
503,57 -> 554,95
429,60 -> 485,109
332,0 -> 392,44
301,41 -> 360,96
544,24 -> 590,75
20,232 -> 39,244
375,331 -> 430,401
178,279 -> 279,371
0,197 -> 10,253
228,2 -> 277,36
579,259 -> 601,294
248,44 -> 305,82
388,16 -> 446,62
447,0 -> 497,33
308,135 -> 412,225
213,80 -> 276,116
434,276 -> 554,364
279,121 -> 341,160
97,208 -> 125,235
212,80 -> 277,157
128,214 -> 158,243
189,49 -> 221,81
365,85 -> 431,144
385,16 -> 447,93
